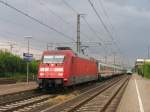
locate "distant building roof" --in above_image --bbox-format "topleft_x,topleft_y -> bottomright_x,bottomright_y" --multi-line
144,59 -> 150,62
136,59 -> 144,62
135,58 -> 150,66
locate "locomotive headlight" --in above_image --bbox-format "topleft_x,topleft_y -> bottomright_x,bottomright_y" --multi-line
54,68 -> 64,72
40,73 -> 44,76
58,73 -> 63,76
40,68 -> 45,72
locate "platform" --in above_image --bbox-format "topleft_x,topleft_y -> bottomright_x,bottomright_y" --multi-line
117,74 -> 150,112
0,81 -> 38,96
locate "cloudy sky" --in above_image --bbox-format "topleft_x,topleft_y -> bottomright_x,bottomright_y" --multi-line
0,0 -> 150,66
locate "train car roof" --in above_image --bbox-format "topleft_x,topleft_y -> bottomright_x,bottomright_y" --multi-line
98,62 -> 124,69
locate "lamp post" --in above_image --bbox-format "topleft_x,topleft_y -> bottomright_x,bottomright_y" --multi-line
24,36 -> 32,84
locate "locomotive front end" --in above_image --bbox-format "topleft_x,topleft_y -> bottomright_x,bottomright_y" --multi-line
38,55 -> 65,88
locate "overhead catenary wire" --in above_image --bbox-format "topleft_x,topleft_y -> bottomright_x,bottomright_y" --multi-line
97,0 -> 118,47
39,0 -> 72,26
0,1 -> 89,51
62,0 -> 78,14
88,1 -> 123,52
62,0 -> 110,45
37,0 -> 92,42
0,0 -> 75,42
62,0 -> 111,46
82,17 -> 104,43
98,0 -> 127,59
82,17 -> 109,54
88,0 -> 128,65
97,0 -> 121,50
61,0 -> 92,41
0,0 -> 128,65
0,14 -> 60,46
62,0 -> 106,43
98,0 -> 114,32
61,0 -> 111,58
88,0 -> 114,41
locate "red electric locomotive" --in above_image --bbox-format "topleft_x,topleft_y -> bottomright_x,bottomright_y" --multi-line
38,47 -> 98,88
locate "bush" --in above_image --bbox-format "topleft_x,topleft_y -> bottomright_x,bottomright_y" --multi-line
143,63 -> 150,79
138,63 -> 150,79
0,50 -> 39,78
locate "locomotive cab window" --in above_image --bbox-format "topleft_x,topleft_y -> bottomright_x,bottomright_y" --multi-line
43,55 -> 65,63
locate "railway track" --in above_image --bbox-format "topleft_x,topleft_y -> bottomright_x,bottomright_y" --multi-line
0,75 -> 128,112
0,79 -> 99,112
42,75 -> 129,112
0,80 -> 104,112
0,94 -> 55,112
0,89 -> 43,106
0,88 -> 55,112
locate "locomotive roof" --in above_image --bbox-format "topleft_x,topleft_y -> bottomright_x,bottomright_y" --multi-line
43,49 -> 96,61
43,50 -> 75,56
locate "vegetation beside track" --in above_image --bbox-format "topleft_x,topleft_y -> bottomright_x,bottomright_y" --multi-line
0,50 -> 39,82
137,62 -> 150,79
